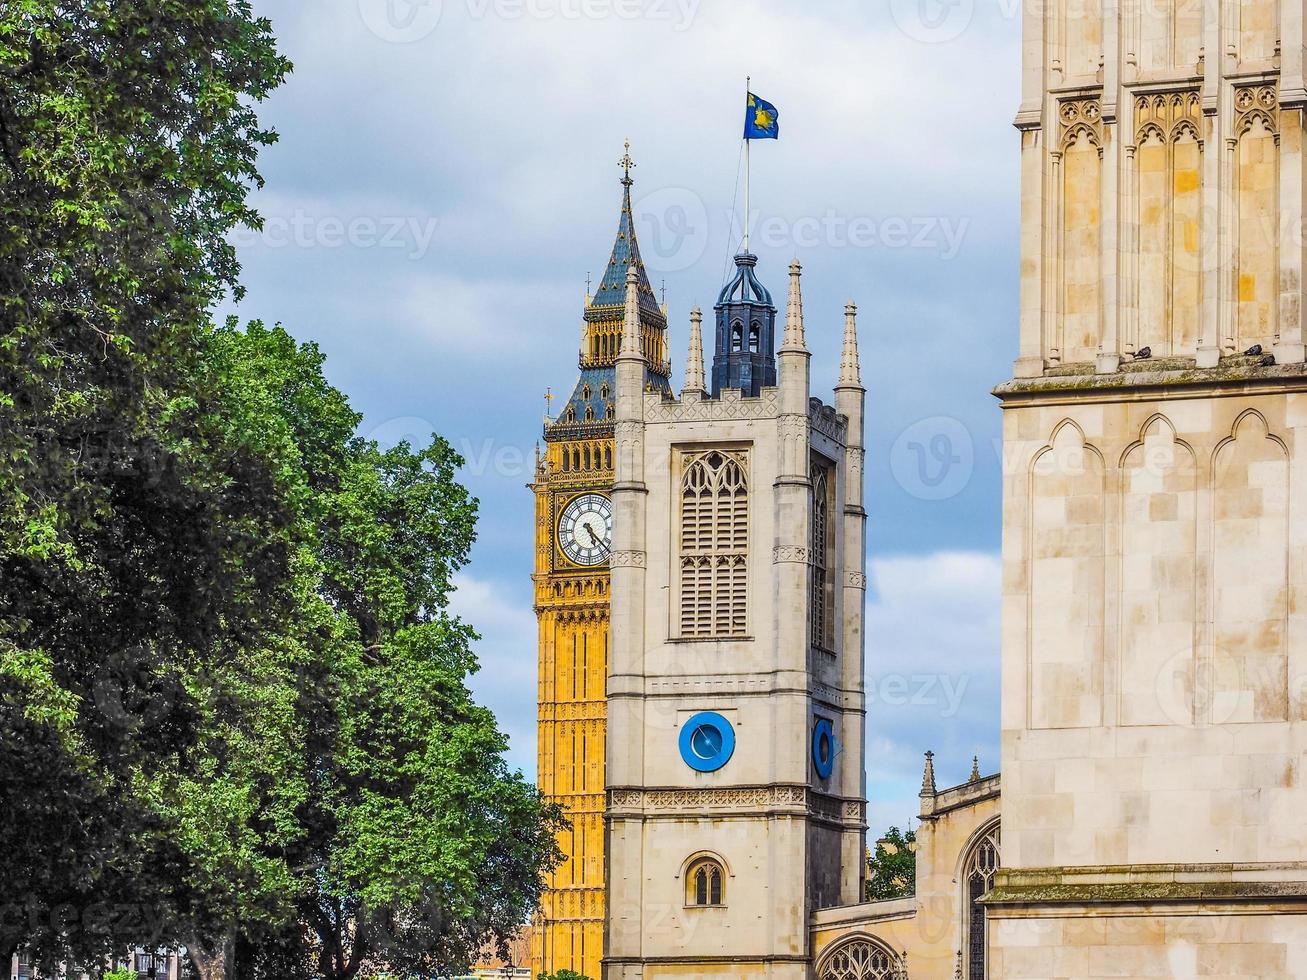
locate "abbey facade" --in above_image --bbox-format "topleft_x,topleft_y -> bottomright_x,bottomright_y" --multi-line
531,0 -> 1307,972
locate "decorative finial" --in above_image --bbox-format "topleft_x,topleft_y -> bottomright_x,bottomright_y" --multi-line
619,264 -> 643,360
683,307 -> 706,395
619,139 -> 635,187
543,387 -> 554,423
585,271 -> 592,300
661,279 -> 667,308
970,756 -> 981,783
920,751 -> 937,797
838,300 -> 862,387
780,258 -> 806,351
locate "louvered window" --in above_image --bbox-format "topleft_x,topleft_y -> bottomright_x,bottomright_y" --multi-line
811,459 -> 835,649
679,450 -> 749,637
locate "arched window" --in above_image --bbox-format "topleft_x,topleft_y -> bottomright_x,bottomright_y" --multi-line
583,446 -> 592,468
686,858 -> 725,907
749,320 -> 761,353
679,450 -> 749,637
731,320 -> 744,352
603,447 -> 612,469
810,460 -> 834,649
562,451 -> 570,473
818,936 -> 907,980
963,821 -> 1001,980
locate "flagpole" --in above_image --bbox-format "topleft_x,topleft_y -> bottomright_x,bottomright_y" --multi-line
744,75 -> 751,253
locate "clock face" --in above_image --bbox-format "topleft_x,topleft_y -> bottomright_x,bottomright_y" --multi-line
558,493 -> 613,566
678,712 -> 736,773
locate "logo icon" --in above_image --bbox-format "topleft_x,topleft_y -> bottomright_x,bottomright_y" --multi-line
358,0 -> 443,43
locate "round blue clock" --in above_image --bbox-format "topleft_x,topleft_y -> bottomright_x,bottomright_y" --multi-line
812,718 -> 836,779
679,712 -> 736,773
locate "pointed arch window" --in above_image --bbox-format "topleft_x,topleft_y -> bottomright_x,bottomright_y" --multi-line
811,457 -> 836,650
963,822 -> 1001,980
686,858 -> 725,907
731,320 -> 744,352
818,937 -> 908,980
678,450 -> 749,638
749,320 -> 761,353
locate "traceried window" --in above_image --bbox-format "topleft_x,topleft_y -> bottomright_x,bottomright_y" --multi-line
811,457 -> 836,650
818,937 -> 907,980
686,858 -> 725,906
964,822 -> 1001,980
679,450 -> 749,637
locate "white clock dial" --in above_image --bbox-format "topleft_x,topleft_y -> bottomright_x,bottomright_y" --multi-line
558,493 -> 613,567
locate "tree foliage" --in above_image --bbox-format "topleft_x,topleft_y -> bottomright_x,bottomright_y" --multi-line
0,0 -> 292,969
865,826 -> 917,902
0,4 -> 562,979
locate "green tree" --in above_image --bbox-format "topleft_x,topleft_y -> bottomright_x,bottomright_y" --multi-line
866,826 -> 917,901
538,972 -> 592,980
201,323 -> 564,980
1,6 -> 562,980
0,0 -> 291,973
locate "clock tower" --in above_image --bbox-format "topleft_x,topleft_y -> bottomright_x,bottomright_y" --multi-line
530,146 -> 670,980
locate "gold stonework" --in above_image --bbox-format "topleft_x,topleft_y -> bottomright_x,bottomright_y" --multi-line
531,437 -> 612,980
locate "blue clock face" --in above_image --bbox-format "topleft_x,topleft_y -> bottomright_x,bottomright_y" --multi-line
812,718 -> 836,779
678,712 -> 735,773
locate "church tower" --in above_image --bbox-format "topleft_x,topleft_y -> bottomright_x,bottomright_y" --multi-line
605,255 -> 868,980
987,0 -> 1307,973
531,146 -> 670,980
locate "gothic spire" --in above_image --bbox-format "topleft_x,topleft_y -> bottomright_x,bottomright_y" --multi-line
589,142 -> 661,318
781,259 -> 806,352
683,306 -> 706,394
837,300 -> 863,388
970,756 -> 982,783
920,751 -> 937,797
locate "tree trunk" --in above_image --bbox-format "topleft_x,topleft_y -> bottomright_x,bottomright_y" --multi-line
186,933 -> 232,980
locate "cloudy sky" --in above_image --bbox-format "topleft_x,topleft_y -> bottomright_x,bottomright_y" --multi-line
224,0 -> 1021,832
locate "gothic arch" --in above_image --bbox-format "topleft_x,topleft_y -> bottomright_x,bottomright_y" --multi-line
1028,420 -> 1106,729
817,935 -> 907,980
958,819 -> 1001,980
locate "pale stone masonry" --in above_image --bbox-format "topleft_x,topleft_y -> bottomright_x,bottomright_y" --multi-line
605,262 -> 869,978
990,0 -> 1307,971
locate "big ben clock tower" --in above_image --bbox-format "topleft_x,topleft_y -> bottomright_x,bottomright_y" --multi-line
530,145 -> 669,980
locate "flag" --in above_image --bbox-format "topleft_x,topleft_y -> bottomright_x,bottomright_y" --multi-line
744,92 -> 779,140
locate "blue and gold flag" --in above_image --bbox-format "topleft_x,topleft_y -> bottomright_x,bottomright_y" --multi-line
744,92 -> 779,140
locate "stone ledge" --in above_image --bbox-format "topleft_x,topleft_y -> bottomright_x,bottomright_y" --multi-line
994,354 -> 1307,404
810,896 -> 916,928
982,863 -> 1307,906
